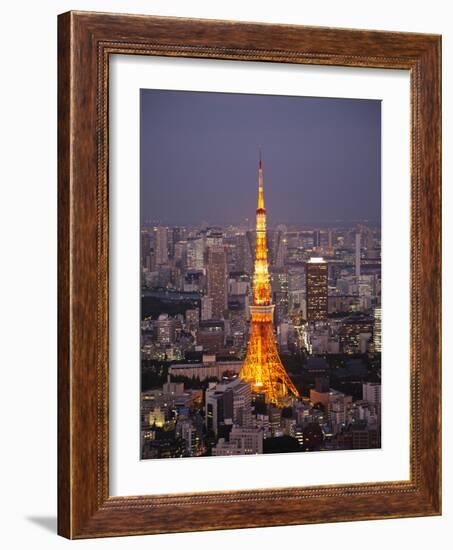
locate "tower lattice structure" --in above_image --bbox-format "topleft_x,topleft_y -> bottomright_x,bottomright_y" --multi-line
239,154 -> 300,405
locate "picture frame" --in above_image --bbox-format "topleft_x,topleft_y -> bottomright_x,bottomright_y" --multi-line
58,10 -> 441,539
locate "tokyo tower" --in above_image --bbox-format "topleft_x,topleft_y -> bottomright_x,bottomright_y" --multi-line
239,153 -> 300,405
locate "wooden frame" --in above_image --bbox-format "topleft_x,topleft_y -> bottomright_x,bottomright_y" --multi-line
58,10 -> 441,539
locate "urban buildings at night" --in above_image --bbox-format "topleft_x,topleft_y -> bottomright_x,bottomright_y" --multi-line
140,159 -> 382,460
306,258 -> 328,322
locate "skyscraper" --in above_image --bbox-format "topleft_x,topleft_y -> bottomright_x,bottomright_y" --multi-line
355,232 -> 361,277
141,229 -> 151,268
273,224 -> 287,268
240,154 -> 300,405
155,226 -> 168,265
306,257 -> 328,322
155,313 -> 176,345
235,232 -> 253,274
373,306 -> 382,352
205,377 -> 252,436
167,226 -> 183,259
328,229 -> 335,249
186,237 -> 204,270
207,245 -> 227,319
174,240 -> 188,269
201,295 -> 213,321
313,229 -> 321,249
271,267 -> 289,324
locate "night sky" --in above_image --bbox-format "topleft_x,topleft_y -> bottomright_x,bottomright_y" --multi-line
140,89 -> 381,227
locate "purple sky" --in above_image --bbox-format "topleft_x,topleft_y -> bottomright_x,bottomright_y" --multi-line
140,89 -> 381,227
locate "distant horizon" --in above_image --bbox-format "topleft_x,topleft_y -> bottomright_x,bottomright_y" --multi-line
141,219 -> 381,229
141,89 -> 381,226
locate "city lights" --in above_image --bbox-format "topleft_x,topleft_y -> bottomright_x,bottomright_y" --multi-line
140,156 -> 382,459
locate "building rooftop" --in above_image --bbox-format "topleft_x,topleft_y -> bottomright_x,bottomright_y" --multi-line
308,257 -> 326,263
305,357 -> 329,371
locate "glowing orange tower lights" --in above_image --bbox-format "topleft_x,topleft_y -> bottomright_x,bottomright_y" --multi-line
239,153 -> 300,405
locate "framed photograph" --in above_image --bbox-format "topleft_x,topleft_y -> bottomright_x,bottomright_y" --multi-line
58,11 -> 441,538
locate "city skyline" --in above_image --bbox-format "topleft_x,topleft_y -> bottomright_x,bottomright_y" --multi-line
140,89 -> 381,460
141,89 -> 381,226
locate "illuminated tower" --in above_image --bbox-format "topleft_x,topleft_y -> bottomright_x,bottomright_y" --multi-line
239,154 -> 300,405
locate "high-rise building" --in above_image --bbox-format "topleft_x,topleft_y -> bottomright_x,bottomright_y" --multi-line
358,224 -> 375,249
271,267 -> 289,324
362,382 -> 381,405
313,229 -> 321,248
185,308 -> 199,331
207,245 -> 227,319
327,390 -> 353,433
174,240 -> 188,269
374,306 -> 382,352
212,425 -> 263,456
239,154 -> 300,405
155,226 -> 168,265
305,257 -> 328,322
355,232 -> 361,277
273,224 -> 287,268
186,237 -> 205,270
277,322 -> 290,351
206,227 -> 224,247
175,418 -> 202,457
235,232 -> 253,274
155,314 -> 176,345
328,229 -> 335,249
246,230 -> 255,263
196,320 -> 225,353
141,229 -> 151,268
201,295 -> 213,321
338,314 -> 374,353
205,377 -> 252,436
169,226 -> 182,258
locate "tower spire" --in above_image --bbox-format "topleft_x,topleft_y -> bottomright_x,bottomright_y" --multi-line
257,149 -> 265,211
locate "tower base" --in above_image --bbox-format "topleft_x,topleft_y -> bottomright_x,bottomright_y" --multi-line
240,315 -> 300,406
